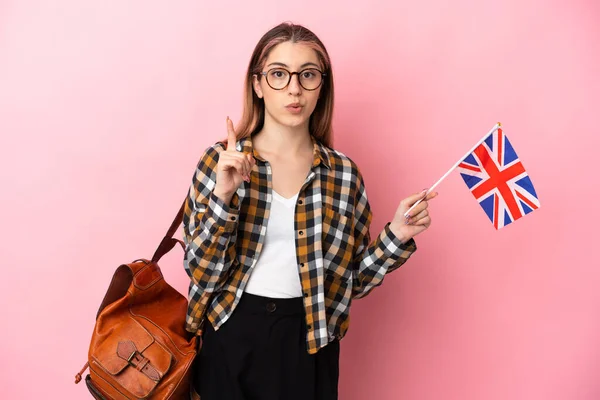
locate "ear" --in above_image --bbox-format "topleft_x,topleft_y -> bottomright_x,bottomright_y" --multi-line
252,74 -> 264,99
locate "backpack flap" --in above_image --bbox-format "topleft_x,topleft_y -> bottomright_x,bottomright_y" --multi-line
91,317 -> 173,398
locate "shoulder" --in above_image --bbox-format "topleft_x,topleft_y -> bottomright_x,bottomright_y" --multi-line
323,145 -> 364,181
197,141 -> 227,164
206,141 -> 228,157
191,141 -> 228,179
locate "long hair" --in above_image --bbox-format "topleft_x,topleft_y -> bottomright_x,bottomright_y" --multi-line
228,22 -> 334,148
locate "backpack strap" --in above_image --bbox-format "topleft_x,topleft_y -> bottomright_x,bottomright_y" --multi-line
151,198 -> 187,263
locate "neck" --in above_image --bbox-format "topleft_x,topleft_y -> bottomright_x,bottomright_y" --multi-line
253,112 -> 313,157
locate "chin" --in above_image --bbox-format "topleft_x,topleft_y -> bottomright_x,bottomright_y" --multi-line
279,114 -> 309,129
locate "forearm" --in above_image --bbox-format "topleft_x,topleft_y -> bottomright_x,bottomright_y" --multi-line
352,222 -> 417,299
183,191 -> 240,291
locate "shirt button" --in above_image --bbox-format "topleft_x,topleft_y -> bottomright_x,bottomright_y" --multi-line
230,216 -> 236,221
304,292 -> 309,297
266,302 -> 277,313
300,263 -> 305,267
307,325 -> 312,330
298,199 -> 303,205
299,230 -> 304,236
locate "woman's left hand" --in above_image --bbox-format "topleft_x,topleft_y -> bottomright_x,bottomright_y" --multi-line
389,189 -> 438,243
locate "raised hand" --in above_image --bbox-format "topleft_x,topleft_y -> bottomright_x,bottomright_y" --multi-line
389,190 -> 438,243
212,117 -> 255,204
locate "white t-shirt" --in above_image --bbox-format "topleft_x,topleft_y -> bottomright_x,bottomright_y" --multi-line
244,190 -> 303,298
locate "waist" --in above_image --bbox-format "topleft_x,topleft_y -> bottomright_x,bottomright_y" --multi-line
235,292 -> 304,316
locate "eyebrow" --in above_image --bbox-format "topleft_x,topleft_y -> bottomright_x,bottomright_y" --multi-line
266,62 -> 321,69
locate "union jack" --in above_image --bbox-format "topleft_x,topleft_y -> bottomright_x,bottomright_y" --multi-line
458,127 -> 540,229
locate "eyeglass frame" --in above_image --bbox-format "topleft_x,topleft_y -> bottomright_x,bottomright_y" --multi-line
257,67 -> 327,91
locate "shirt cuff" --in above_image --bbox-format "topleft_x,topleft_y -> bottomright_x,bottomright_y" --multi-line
379,222 -> 417,260
204,191 -> 240,233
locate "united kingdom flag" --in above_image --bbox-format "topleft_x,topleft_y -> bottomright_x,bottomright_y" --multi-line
458,127 -> 540,229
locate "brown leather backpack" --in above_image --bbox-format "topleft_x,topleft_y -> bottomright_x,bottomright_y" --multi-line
74,200 -> 200,399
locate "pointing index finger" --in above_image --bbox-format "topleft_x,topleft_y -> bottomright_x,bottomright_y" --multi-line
226,116 -> 238,151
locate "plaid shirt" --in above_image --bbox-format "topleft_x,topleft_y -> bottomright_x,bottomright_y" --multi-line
182,135 -> 417,354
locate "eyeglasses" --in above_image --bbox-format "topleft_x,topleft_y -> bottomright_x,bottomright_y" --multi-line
259,68 -> 326,91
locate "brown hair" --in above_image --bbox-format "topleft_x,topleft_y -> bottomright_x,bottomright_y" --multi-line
227,22 -> 334,148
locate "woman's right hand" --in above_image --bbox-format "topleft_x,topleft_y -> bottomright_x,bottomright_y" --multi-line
213,117 -> 255,203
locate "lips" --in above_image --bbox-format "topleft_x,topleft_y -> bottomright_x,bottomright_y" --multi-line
285,103 -> 303,113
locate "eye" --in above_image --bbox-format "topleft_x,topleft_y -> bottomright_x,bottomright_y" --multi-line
302,71 -> 316,79
269,69 -> 287,78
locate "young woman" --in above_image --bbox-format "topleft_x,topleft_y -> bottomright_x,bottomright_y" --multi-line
183,22 -> 437,400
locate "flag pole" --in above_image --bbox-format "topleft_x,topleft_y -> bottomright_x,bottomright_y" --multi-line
403,122 -> 502,218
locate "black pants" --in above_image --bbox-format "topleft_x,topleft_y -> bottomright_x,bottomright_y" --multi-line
193,292 -> 340,400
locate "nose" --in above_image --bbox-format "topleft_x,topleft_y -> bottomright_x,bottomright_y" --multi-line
288,73 -> 302,95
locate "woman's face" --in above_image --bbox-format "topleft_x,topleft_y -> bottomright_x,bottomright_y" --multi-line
253,41 -> 324,130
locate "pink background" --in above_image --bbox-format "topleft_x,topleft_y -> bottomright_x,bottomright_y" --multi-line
1,0 -> 598,399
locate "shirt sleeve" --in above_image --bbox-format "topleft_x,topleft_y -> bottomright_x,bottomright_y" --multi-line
182,143 -> 240,293
350,168 -> 417,299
